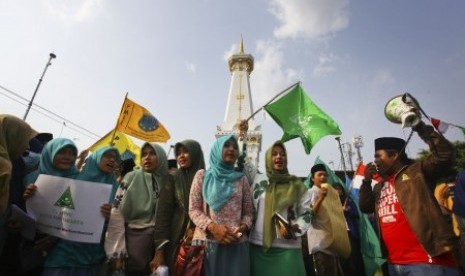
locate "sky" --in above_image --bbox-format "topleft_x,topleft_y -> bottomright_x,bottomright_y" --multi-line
1,0 -> 464,176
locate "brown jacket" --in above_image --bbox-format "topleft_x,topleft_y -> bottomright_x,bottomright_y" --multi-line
359,123 -> 457,257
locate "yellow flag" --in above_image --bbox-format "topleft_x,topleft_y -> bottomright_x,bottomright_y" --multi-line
116,97 -> 170,142
88,129 -> 141,165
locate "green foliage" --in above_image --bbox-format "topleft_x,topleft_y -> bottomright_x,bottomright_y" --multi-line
416,140 -> 465,175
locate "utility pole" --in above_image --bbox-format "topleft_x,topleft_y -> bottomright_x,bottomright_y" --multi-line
23,52 -> 57,121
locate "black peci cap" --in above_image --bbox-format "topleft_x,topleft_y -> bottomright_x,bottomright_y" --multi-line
374,137 -> 405,152
311,164 -> 326,176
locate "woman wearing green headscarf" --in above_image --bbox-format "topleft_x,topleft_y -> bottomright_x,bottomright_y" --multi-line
0,114 -> 37,216
189,135 -> 253,276
247,141 -> 313,276
106,142 -> 170,275
152,139 -> 205,272
0,114 -> 36,267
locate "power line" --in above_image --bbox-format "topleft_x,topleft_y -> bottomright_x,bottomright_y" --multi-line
0,84 -> 101,140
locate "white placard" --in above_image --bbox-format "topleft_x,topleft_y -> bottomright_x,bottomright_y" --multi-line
26,174 -> 112,243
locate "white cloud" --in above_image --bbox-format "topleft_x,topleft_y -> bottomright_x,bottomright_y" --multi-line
312,53 -> 340,78
185,61 -> 196,72
268,0 -> 350,40
251,40 -> 303,107
223,43 -> 239,61
44,0 -> 104,22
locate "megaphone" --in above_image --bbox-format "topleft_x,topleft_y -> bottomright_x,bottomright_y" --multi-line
384,93 -> 421,128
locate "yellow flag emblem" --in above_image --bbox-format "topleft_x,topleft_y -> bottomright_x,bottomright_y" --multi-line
116,97 -> 170,142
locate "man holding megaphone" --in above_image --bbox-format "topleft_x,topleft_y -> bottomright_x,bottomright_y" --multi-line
359,95 -> 460,276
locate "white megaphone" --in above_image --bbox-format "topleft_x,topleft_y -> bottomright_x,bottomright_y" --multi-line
384,93 -> 421,128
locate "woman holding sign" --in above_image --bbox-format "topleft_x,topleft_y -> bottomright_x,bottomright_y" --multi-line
75,146 -> 121,274
24,138 -> 109,276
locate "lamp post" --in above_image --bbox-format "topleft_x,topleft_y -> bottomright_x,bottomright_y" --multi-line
23,52 -> 57,121
352,135 -> 364,164
343,142 -> 354,171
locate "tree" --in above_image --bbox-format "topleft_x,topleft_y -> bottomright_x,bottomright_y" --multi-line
416,140 -> 465,177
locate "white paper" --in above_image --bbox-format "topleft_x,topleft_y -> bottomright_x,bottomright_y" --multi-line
26,174 -> 112,243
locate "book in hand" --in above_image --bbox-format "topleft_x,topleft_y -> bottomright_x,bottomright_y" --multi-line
273,212 -> 296,240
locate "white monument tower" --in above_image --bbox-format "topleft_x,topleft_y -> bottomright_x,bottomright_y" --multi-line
215,38 -> 262,168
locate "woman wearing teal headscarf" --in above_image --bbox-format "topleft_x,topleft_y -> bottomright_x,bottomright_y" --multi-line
23,138 -> 79,186
106,142 -> 170,275
24,138 -> 109,276
79,146 -> 120,204
189,135 -> 253,276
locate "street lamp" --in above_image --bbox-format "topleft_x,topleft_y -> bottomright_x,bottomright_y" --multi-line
352,135 -> 364,164
23,52 -> 57,121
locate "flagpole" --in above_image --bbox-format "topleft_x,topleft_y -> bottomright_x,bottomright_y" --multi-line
167,145 -> 174,157
110,92 -> 129,146
343,162 -> 363,208
245,81 -> 301,121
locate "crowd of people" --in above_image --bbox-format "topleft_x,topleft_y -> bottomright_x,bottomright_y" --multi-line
0,113 -> 464,276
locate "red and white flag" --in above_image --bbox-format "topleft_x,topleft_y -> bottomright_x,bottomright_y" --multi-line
431,117 -> 450,133
351,163 -> 383,190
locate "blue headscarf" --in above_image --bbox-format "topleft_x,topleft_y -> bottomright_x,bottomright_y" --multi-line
202,135 -> 244,212
78,146 -> 120,202
24,138 -> 79,185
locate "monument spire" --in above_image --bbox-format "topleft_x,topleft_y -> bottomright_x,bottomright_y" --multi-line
239,35 -> 244,54
216,38 -> 262,168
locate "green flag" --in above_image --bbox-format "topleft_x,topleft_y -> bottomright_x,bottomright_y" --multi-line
461,127 -> 465,138
264,84 -> 341,154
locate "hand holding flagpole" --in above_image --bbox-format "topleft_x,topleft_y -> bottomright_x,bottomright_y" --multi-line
110,92 -> 129,147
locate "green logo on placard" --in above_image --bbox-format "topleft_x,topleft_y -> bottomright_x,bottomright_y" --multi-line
54,187 -> 75,209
